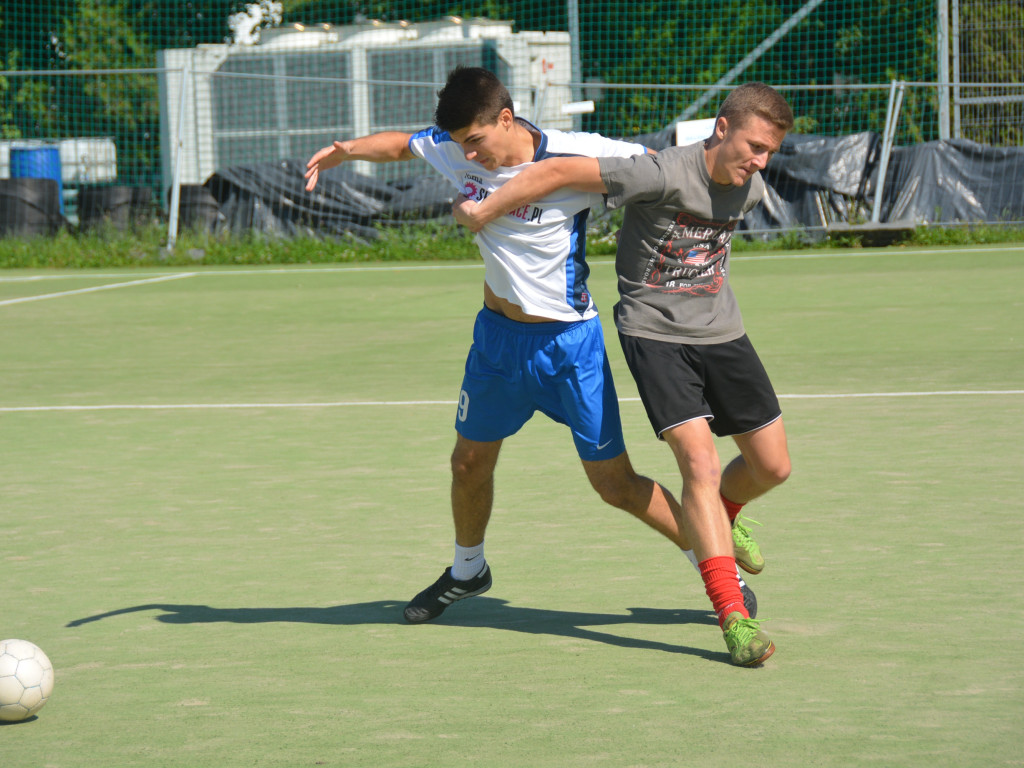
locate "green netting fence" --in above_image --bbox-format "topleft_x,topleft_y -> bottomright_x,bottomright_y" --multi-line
1,1 -> 1022,238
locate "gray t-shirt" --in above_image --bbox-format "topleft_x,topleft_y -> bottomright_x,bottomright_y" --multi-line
599,141 -> 765,344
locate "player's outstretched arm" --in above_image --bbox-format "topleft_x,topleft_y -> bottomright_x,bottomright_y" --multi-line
452,156 -> 605,232
304,132 -> 415,191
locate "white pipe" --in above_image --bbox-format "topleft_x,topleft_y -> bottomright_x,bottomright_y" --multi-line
166,59 -> 192,250
871,80 -> 905,223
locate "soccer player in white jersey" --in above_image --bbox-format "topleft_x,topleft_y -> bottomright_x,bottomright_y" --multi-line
305,66 -> 754,630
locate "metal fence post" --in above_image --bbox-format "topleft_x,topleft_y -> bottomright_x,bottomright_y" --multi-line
937,0 -> 950,140
952,0 -> 961,139
871,80 -> 906,224
567,0 -> 583,131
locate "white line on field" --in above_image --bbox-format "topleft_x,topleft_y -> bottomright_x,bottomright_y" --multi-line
0,272 -> 197,306
733,244 -> 1024,262
775,390 -> 1024,399
0,401 -> 457,412
1,390 -> 1021,413
0,266 -> 485,286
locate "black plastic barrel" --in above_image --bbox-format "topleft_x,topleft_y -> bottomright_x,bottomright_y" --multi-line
78,186 -> 136,230
0,178 -> 63,237
173,184 -> 221,233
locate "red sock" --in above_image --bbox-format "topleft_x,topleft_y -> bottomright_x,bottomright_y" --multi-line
699,555 -> 749,627
721,493 -> 744,524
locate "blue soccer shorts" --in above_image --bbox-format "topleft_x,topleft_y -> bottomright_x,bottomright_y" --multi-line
455,307 -> 626,462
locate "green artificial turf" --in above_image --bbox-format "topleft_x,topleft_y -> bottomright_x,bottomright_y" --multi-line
2,245 -> 1022,767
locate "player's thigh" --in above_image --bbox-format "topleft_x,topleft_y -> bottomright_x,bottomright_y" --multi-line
535,319 -> 625,461
617,332 -> 712,437
731,416 -> 791,484
701,336 -> 781,437
456,370 -> 534,442
661,417 -> 722,485
556,355 -> 626,461
455,315 -> 535,442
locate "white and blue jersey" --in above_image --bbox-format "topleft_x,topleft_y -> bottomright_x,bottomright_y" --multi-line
408,119 -> 645,458
408,120 -> 647,322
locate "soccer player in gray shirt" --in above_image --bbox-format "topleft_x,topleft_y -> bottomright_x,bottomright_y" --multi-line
453,82 -> 794,666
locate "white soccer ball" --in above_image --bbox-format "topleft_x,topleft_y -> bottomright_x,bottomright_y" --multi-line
0,639 -> 55,722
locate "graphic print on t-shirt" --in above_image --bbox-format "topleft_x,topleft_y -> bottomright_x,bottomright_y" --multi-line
462,174 -> 543,224
642,211 -> 734,296
462,177 -> 487,202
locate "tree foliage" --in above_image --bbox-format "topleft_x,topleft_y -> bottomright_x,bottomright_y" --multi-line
0,0 -> 1019,185
955,0 -> 1023,144
584,0 -> 941,137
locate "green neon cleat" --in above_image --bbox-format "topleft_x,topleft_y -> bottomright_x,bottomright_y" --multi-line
722,611 -> 775,666
732,516 -> 765,575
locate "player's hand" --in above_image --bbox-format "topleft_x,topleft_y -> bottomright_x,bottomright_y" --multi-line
304,141 -> 349,191
452,194 -> 484,233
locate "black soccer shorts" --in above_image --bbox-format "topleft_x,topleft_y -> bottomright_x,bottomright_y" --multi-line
618,332 -> 781,438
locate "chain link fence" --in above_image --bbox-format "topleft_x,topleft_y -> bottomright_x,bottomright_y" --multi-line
1,1 -> 1022,242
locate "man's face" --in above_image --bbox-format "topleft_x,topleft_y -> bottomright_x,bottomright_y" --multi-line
448,109 -> 516,171
709,114 -> 787,186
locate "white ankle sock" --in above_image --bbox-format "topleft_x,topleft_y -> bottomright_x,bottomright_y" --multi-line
682,548 -> 701,571
451,542 -> 486,581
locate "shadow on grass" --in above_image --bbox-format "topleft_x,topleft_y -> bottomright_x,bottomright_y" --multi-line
0,715 -> 40,726
67,598 -> 726,663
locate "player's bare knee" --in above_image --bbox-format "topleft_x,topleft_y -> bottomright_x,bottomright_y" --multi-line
757,455 -> 791,488
677,451 -> 722,488
591,477 -> 635,511
450,449 -> 490,488
581,454 -> 643,511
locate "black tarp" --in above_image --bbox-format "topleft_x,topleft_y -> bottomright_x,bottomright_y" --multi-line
196,135 -> 1024,239
881,139 -> 1024,224
204,158 -> 454,240
745,132 -> 880,232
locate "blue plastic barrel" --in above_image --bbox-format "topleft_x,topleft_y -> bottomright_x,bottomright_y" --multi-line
11,146 -> 64,214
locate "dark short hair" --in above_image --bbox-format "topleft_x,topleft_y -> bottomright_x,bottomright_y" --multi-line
717,82 -> 794,132
434,66 -> 514,132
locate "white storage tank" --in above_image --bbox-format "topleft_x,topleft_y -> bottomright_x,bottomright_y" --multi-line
157,17 -> 571,196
